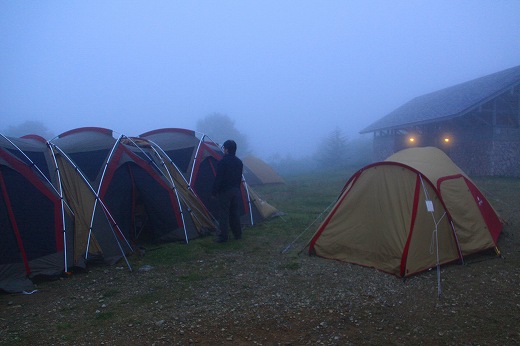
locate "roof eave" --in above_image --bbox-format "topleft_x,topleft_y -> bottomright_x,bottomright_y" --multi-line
360,68 -> 520,134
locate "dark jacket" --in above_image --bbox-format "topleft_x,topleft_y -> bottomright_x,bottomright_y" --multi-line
212,154 -> 243,196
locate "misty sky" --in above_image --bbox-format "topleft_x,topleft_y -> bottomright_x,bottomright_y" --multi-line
1,1 -> 520,159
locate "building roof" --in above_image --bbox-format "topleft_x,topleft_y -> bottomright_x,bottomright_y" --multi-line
360,64 -> 520,134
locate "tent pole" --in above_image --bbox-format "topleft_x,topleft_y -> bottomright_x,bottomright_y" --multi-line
97,135 -> 123,196
419,174 -> 442,298
434,228 -> 441,297
189,136 -> 205,187
1,134 -> 72,274
241,180 -> 255,226
0,135 -> 62,196
124,137 -> 190,244
47,142 -> 70,274
152,139 -> 218,223
83,135 -> 123,259
49,143 -> 134,271
146,139 -> 190,185
147,139 -> 219,231
152,148 -> 190,244
90,136 -> 135,248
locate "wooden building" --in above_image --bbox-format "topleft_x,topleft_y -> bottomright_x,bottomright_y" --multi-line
361,65 -> 520,177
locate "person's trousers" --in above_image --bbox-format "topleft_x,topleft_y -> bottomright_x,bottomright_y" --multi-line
216,187 -> 242,241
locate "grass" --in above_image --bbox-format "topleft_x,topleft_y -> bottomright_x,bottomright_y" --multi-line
127,292 -> 163,305
472,176 -> 520,224
119,168 -> 352,270
130,227 -> 251,269
255,168 -> 354,213
279,261 -> 301,271
101,288 -> 120,298
55,323 -> 73,330
178,272 -> 207,282
93,311 -> 114,321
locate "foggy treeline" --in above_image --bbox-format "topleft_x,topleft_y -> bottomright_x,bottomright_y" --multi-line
195,114 -> 373,174
196,113 -> 251,155
267,131 -> 373,176
1,121 -> 56,139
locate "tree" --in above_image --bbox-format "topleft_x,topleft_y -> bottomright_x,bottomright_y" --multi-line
315,127 -> 349,168
348,136 -> 374,166
1,121 -> 55,139
196,113 -> 251,155
267,152 -> 318,175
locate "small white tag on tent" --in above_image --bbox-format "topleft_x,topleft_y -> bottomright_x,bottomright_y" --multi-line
425,200 -> 434,212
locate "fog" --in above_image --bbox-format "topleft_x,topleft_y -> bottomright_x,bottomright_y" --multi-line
1,1 -> 520,160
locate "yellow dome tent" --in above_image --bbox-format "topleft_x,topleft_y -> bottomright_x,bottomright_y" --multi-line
308,147 -> 502,277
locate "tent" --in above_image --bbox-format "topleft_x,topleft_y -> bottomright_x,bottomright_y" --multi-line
140,128 -> 281,224
1,126 -> 280,292
51,127 -> 216,248
242,155 -> 285,186
308,147 -> 502,277
1,132 -> 142,293
0,135 -> 74,292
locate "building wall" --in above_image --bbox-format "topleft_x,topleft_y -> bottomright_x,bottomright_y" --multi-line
372,127 -> 520,177
372,135 -> 395,161
451,127 -> 520,177
490,128 -> 520,177
450,140 -> 493,176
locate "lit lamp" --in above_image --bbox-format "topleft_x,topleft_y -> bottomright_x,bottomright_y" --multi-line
409,137 -> 415,143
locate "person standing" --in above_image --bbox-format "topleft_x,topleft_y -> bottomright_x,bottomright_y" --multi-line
212,139 -> 244,243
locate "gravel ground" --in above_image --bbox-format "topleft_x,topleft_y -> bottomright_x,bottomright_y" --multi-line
1,222 -> 519,346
